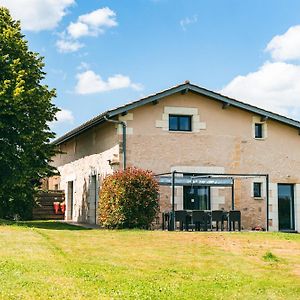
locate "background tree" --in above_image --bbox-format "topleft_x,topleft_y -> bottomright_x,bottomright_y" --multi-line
0,8 -> 59,219
99,167 -> 159,229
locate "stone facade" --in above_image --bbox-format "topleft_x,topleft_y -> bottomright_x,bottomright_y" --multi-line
50,88 -> 300,232
51,122 -> 120,223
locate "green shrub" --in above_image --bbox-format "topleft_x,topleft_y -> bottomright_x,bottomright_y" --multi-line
98,167 -> 159,229
262,251 -> 279,262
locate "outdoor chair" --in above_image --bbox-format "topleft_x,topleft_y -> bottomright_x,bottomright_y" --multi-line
192,210 -> 210,231
162,212 -> 171,230
228,210 -> 241,231
211,210 -> 224,231
175,210 -> 189,231
222,211 -> 229,231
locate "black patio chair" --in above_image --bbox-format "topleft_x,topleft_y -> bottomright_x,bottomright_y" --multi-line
228,210 -> 241,231
222,211 -> 229,231
175,210 -> 189,231
162,212 -> 171,230
192,210 -> 210,231
211,210 -> 224,231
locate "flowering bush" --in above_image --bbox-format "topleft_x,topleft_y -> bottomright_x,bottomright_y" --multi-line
98,167 -> 159,229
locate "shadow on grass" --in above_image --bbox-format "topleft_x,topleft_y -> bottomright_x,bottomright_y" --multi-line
0,219 -> 90,231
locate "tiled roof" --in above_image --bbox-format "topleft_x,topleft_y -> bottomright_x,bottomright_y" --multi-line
53,81 -> 300,145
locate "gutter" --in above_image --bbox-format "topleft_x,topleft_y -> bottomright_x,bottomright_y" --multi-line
53,83 -> 300,146
104,115 -> 127,170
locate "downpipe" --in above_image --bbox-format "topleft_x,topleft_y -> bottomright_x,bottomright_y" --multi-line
104,115 -> 127,170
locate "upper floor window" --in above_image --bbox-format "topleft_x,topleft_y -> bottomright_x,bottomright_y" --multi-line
255,123 -> 263,139
169,115 -> 192,131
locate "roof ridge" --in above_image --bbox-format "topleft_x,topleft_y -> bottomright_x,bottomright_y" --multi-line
53,82 -> 300,145
189,83 -> 300,125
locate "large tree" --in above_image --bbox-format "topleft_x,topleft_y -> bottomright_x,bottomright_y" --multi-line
0,8 -> 59,219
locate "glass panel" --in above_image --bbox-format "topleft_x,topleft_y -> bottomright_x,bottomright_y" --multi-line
253,182 -> 262,197
169,115 -> 178,131
278,184 -> 294,230
255,123 -> 263,138
184,186 -> 210,210
169,115 -> 191,131
179,116 -> 191,131
199,187 -> 210,210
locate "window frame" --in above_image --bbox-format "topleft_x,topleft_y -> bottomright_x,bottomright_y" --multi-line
183,186 -> 211,210
169,114 -> 192,132
254,123 -> 263,139
253,182 -> 262,198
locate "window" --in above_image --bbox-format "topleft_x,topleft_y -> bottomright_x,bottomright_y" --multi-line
255,123 -> 263,138
183,186 -> 210,210
169,115 -> 192,131
253,182 -> 262,198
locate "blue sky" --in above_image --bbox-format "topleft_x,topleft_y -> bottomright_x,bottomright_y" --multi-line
2,0 -> 300,137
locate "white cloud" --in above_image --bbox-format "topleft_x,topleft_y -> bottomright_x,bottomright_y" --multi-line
67,22 -> 89,39
0,0 -> 75,31
55,109 -> 74,124
220,23 -> 300,121
50,109 -> 74,129
67,7 -> 117,39
266,25 -> 300,61
75,70 -> 142,94
79,7 -> 117,28
180,15 -> 198,31
56,7 -> 117,53
56,39 -> 83,53
220,61 -> 300,117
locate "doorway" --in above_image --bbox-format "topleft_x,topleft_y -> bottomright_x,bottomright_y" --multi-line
183,186 -> 210,210
67,181 -> 74,220
278,184 -> 295,231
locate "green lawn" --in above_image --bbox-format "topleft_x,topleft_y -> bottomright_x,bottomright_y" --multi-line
0,220 -> 299,299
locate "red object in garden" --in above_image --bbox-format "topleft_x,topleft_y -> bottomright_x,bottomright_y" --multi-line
53,202 -> 60,214
60,202 -> 66,214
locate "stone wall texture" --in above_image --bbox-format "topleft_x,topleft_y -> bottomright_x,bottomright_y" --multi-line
51,122 -> 120,223
50,91 -> 300,231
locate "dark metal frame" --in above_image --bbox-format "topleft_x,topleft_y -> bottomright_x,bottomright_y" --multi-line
253,182 -> 262,198
156,171 -> 269,231
277,183 -> 295,231
169,115 -> 192,132
183,185 -> 211,210
255,123 -> 263,139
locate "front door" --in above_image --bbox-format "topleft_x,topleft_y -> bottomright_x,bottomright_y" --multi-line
183,186 -> 210,210
278,184 -> 295,231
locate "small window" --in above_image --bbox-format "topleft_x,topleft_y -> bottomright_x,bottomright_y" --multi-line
255,123 -> 263,138
169,115 -> 192,131
253,182 -> 262,198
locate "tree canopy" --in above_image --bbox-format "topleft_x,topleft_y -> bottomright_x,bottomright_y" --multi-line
0,8 -> 59,219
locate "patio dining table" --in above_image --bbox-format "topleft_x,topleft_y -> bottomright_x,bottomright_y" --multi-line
162,210 -> 232,231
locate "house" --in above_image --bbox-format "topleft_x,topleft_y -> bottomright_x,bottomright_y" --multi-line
50,81 -> 300,232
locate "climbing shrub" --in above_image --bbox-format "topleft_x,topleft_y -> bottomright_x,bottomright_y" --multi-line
98,167 -> 159,229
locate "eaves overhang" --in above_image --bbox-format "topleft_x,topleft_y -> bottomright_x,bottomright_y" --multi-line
52,82 -> 300,145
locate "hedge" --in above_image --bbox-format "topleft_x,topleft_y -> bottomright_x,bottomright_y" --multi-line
98,167 -> 159,229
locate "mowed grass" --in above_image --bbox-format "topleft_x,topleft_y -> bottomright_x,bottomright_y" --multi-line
0,220 -> 299,300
